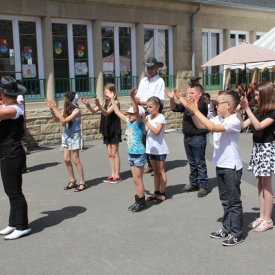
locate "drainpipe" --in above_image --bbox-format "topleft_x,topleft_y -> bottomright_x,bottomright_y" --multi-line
191,1 -> 202,76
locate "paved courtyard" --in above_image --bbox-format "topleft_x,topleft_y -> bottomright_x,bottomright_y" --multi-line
0,131 -> 274,275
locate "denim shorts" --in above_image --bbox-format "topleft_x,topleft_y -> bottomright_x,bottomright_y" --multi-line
62,132 -> 81,150
149,154 -> 167,161
128,153 -> 146,167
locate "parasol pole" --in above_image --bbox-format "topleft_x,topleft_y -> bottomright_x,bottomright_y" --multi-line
244,63 -> 247,92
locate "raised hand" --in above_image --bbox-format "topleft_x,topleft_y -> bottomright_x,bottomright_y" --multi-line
186,99 -> 198,113
240,97 -> 249,110
94,97 -> 100,106
44,99 -> 56,109
80,97 -> 89,106
130,88 -> 137,98
164,88 -> 175,99
105,89 -> 114,99
175,89 -> 183,100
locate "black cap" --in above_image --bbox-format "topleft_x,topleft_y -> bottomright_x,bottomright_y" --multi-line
143,57 -> 164,68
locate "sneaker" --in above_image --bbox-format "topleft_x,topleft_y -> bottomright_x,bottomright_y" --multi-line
103,176 -> 113,183
254,220 -> 273,232
183,184 -> 199,192
109,177 -> 121,184
197,188 -> 208,197
222,234 -> 243,246
209,229 -> 228,239
144,167 -> 153,173
248,217 -> 263,229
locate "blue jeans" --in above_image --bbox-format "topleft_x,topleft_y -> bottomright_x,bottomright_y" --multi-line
184,135 -> 208,189
216,167 -> 243,238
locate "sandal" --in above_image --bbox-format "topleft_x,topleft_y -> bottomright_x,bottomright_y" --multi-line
64,180 -> 77,190
146,191 -> 161,202
74,184 -> 87,192
156,192 -> 166,203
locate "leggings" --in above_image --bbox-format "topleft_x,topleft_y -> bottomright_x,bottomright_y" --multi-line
1,155 -> 29,230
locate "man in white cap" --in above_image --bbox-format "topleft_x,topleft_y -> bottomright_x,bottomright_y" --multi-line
135,57 -> 165,173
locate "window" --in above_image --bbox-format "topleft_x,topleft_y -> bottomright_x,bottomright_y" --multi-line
52,20 -> 93,96
0,20 -> 14,76
230,31 -> 249,46
101,23 -> 136,92
256,32 -> 266,40
144,26 -> 173,75
0,17 -> 44,99
202,29 -> 223,74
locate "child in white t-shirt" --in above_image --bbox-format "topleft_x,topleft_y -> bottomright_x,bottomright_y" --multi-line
187,90 -> 244,247
144,96 -> 169,203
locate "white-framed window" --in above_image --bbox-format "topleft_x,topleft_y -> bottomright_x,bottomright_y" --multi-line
144,25 -> 173,76
256,32 -> 266,40
51,19 -> 93,95
202,29 -> 223,74
0,16 -> 44,98
0,16 -> 44,79
101,22 -> 136,92
230,30 -> 249,46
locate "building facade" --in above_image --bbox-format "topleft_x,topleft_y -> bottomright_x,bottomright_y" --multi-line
0,0 -> 274,145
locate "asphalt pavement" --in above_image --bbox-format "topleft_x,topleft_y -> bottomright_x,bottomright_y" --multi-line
0,130 -> 274,275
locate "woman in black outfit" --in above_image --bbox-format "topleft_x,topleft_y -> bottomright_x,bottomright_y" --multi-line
0,76 -> 31,240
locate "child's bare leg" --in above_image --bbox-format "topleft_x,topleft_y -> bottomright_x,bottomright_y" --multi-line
72,150 -> 85,185
106,144 -> 114,177
262,176 -> 273,221
63,148 -> 76,183
151,159 -> 160,192
111,144 -> 120,178
131,166 -> 145,197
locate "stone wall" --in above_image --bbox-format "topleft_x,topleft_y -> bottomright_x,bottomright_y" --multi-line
24,105 -> 183,148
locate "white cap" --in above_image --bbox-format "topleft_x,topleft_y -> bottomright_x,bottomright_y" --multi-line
127,105 -> 145,116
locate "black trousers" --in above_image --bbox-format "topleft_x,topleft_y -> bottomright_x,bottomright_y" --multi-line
1,156 -> 29,230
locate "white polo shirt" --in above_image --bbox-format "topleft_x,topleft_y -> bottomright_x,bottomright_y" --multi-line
211,114 -> 243,170
136,74 -> 165,102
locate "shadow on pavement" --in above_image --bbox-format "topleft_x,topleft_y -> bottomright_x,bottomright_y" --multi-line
28,162 -> 61,172
29,206 -> 87,234
166,159 -> 188,172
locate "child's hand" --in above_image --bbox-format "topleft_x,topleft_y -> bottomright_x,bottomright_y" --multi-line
164,88 -> 175,99
80,97 -> 90,106
240,97 -> 248,110
175,89 -> 184,100
44,99 -> 56,109
105,89 -> 114,99
130,88 -> 137,98
143,116 -> 148,124
94,97 -> 100,106
186,99 -> 198,113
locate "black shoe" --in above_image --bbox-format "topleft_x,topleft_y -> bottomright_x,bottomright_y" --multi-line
210,229 -> 228,239
197,188 -> 208,197
222,234 -> 243,246
132,197 -> 146,213
128,195 -> 138,211
183,184 -> 199,192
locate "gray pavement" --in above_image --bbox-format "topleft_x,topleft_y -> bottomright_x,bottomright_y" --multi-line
0,131 -> 275,275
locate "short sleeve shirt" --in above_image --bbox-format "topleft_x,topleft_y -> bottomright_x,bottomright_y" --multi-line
211,114 -> 242,170
251,110 -> 275,143
136,74 -> 165,101
145,113 -> 169,155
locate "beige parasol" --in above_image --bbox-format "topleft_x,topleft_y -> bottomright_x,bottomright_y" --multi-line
202,41 -> 275,89
202,41 -> 275,67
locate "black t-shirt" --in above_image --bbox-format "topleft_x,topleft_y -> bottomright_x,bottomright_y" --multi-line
172,96 -> 208,136
251,110 -> 275,143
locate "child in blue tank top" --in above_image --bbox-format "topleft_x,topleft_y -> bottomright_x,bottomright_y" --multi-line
106,88 -> 147,212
